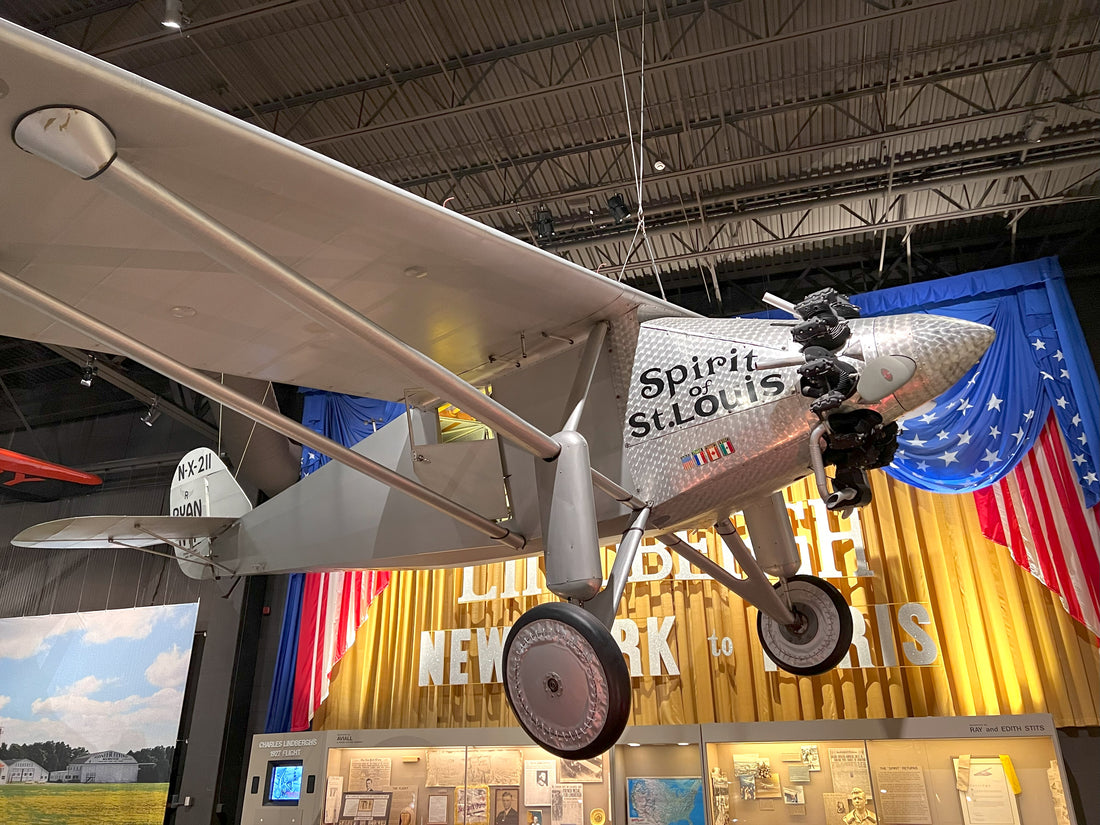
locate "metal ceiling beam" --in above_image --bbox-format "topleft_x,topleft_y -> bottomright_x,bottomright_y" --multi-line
644,211 -> 1100,313
0,355 -> 70,376
442,100 -> 1100,217
543,138 -> 1100,249
613,193 -> 1100,273
46,345 -> 219,443
217,0 -> 742,118
89,0 -> 332,58
291,0 -> 974,141
25,0 -> 136,32
303,26 -> 1100,152
648,214 -> 1099,290
540,137 -> 1100,251
398,88 -> 1100,194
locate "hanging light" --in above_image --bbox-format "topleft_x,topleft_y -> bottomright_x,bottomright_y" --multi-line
140,400 -> 162,427
80,357 -> 97,388
162,0 -> 183,28
535,205 -> 555,240
607,193 -> 630,223
1024,115 -> 1048,143
652,157 -> 668,172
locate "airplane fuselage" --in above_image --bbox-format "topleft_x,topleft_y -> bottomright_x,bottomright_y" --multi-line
196,310 -> 993,577
621,313 -> 994,532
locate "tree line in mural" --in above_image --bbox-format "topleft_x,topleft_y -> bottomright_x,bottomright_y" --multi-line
0,741 -> 175,782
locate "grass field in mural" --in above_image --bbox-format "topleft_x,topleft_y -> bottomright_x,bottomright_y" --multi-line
0,782 -> 169,825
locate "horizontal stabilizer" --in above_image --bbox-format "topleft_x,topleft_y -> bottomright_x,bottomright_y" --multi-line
12,515 -> 237,550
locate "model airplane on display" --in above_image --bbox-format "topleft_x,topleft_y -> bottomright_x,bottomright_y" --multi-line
0,447 -> 102,501
0,19 -> 993,759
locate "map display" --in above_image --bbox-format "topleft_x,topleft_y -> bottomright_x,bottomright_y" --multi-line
627,778 -> 704,825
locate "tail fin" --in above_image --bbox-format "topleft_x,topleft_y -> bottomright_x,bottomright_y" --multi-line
169,448 -> 251,578
169,447 -> 252,519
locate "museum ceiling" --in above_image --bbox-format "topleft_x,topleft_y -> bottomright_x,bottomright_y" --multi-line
0,0 -> 1096,436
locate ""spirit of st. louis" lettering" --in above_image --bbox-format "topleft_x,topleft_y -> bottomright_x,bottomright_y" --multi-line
628,347 -> 787,439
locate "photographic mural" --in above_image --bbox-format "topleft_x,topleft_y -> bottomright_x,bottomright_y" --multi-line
0,602 -> 199,825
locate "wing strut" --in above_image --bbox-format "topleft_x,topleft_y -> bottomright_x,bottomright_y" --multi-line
560,321 -> 609,431
14,107 -> 561,463
0,266 -> 526,552
112,534 -> 236,577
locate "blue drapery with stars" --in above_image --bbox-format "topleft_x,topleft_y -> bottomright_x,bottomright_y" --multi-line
852,257 -> 1100,508
298,390 -> 406,475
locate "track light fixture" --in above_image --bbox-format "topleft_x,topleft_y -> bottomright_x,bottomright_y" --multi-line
1024,115 -> 1047,143
535,205 -> 555,240
162,0 -> 183,28
140,399 -> 162,427
80,358 -> 97,388
608,193 -> 630,223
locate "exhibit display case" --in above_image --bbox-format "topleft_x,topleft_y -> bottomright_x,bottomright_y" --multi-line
700,716 -> 1074,825
241,715 -> 1076,825
241,729 -> 610,825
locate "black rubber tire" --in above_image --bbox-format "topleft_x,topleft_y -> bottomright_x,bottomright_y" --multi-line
503,602 -> 631,759
756,574 -> 853,676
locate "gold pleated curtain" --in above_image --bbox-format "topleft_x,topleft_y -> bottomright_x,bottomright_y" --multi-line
313,472 -> 1099,733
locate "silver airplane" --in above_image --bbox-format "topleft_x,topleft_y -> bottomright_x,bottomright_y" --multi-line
1,19 -> 992,759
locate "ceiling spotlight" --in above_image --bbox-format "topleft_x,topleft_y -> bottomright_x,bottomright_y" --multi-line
162,0 -> 183,28
140,400 -> 162,427
535,205 -> 555,240
652,158 -> 668,172
80,358 -> 97,388
1024,115 -> 1048,143
608,193 -> 631,223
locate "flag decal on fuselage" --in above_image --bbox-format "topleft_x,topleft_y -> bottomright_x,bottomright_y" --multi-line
681,437 -> 735,469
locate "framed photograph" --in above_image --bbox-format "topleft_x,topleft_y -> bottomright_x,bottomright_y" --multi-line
491,786 -> 521,825
342,792 -> 394,823
527,812 -> 544,825
800,745 -> 821,772
559,757 -> 604,783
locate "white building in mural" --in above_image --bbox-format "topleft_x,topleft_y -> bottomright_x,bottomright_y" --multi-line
7,758 -> 49,783
0,759 -> 9,784
67,750 -> 140,783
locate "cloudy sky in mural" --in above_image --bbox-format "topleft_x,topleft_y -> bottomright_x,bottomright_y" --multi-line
0,603 -> 198,752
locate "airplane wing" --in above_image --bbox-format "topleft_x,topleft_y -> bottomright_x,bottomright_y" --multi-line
0,447 -> 102,501
12,515 -> 238,550
0,20 -> 695,401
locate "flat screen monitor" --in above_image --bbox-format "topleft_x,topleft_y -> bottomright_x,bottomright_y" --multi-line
264,759 -> 304,806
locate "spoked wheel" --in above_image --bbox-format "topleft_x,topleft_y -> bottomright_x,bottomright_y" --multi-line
503,602 -> 630,759
757,574 -> 853,676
